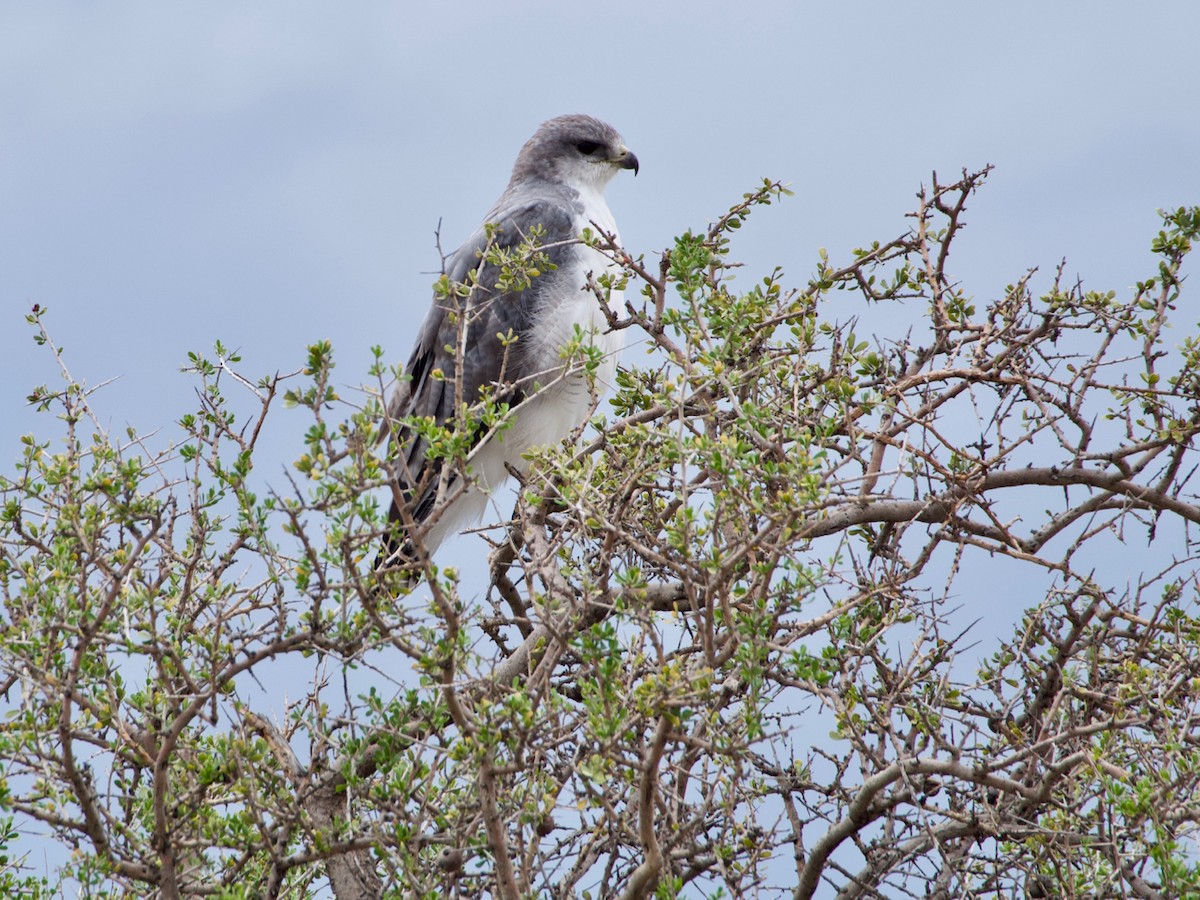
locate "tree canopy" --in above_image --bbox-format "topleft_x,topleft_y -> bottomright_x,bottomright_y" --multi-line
2,169 -> 1200,898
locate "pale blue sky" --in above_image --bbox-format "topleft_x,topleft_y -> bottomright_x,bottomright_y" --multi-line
3,1 -> 1198,565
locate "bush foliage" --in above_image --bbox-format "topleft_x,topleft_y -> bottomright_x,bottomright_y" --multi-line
2,170 -> 1200,898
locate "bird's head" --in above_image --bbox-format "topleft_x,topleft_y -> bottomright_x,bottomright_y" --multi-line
509,114 -> 638,193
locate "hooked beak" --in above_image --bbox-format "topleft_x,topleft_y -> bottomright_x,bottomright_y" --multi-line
615,146 -> 639,176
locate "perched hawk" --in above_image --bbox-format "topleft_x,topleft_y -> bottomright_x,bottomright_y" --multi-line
378,114 -> 638,574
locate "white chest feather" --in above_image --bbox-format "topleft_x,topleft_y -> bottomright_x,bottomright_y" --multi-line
525,186 -> 624,403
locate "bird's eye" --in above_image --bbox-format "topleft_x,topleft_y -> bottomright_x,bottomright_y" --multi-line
575,140 -> 601,156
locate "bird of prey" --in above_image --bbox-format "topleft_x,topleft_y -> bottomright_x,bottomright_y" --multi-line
377,114 -> 638,576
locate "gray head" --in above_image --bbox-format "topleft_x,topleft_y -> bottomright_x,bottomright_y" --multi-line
508,114 -> 638,192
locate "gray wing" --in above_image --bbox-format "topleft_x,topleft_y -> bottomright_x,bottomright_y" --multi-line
382,190 -> 579,529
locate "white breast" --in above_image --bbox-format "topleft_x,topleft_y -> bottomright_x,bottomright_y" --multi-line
522,184 -> 625,426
